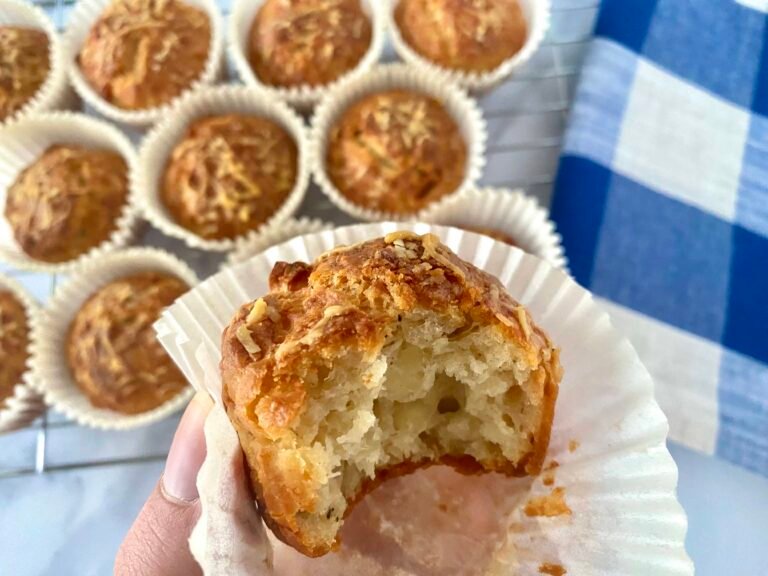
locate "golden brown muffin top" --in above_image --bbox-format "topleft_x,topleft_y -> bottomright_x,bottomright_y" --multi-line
223,231 -> 557,456
464,225 -> 518,247
67,272 -> 190,415
327,90 -> 467,214
395,0 -> 527,73
161,114 -> 298,241
0,27 -> 50,122
78,0 -> 211,110
249,0 -> 372,87
0,290 -> 30,406
4,145 -> 129,264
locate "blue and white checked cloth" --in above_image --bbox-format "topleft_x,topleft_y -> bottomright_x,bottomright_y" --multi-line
551,0 -> 768,476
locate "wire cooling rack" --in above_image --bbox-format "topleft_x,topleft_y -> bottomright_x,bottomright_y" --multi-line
0,0 -> 599,479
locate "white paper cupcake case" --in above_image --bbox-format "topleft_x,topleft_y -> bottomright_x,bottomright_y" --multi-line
0,0 -> 75,126
31,248 -> 199,430
227,217 -> 334,267
155,222 -> 692,576
387,0 -> 551,93
0,112 -> 141,273
310,64 -> 487,222
0,274 -> 44,434
136,85 -> 312,252
423,187 -> 567,270
64,0 -> 225,127
228,0 -> 386,110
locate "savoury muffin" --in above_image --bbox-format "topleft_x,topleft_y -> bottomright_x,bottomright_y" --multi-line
0,289 -> 30,406
78,0 -> 211,110
0,26 -> 50,122
4,145 -> 129,263
394,0 -> 527,73
248,0 -> 372,88
326,90 -> 467,214
66,272 -> 190,414
161,114 -> 298,241
221,232 -> 561,556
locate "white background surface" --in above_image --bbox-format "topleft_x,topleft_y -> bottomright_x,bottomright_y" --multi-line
0,0 -> 766,574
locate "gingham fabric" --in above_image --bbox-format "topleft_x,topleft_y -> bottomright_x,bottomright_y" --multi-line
551,0 -> 768,476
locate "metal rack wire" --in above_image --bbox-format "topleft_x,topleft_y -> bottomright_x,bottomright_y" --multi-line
0,0 -> 599,479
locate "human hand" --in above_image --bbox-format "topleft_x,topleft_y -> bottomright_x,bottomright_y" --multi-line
114,392 -> 213,576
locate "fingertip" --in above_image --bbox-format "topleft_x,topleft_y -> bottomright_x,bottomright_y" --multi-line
162,391 -> 214,503
191,390 -> 215,415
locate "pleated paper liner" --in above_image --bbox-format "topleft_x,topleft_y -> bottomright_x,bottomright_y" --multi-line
64,0 -> 225,127
0,112 -> 140,273
0,274 -> 44,434
228,0 -> 386,110
31,248 -> 198,430
227,217 -> 334,267
136,85 -> 312,252
387,0 -> 551,93
310,64 -> 487,222
0,0 -> 75,127
422,187 -> 567,270
155,223 -> 692,575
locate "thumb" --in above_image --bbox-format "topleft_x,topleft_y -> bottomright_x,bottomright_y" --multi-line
115,392 -> 214,576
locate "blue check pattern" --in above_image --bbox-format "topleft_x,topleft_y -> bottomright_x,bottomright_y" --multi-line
551,0 -> 768,476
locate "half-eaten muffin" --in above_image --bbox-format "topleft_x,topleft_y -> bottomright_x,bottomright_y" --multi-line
221,232 -> 561,556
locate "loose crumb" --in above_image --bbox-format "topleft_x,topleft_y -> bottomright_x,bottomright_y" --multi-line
524,487 -> 572,518
569,440 -> 580,453
545,460 -> 559,470
539,563 -> 567,576
542,471 -> 555,486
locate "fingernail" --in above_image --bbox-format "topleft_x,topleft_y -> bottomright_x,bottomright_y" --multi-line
162,391 -> 214,503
